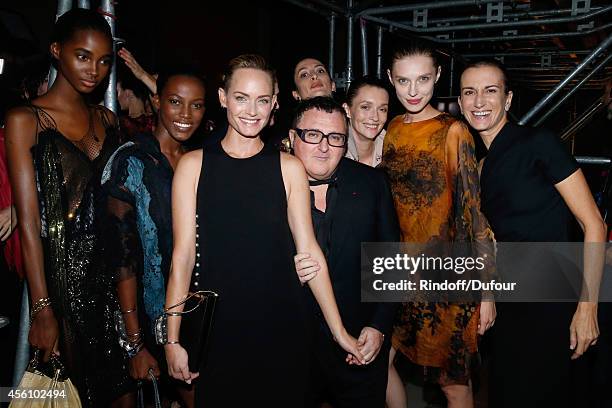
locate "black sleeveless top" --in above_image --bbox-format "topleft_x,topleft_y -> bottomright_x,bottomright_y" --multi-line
194,141 -> 310,406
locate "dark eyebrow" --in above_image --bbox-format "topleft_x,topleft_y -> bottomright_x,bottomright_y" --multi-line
460,86 -> 476,91
75,48 -> 113,59
298,64 -> 325,73
485,85 -> 501,89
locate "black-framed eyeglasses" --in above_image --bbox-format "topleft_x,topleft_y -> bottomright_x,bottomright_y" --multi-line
294,128 -> 347,147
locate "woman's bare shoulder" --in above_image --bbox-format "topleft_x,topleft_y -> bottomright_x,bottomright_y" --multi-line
181,149 -> 203,164
175,149 -> 203,176
280,151 -> 305,173
4,106 -> 39,145
5,106 -> 37,125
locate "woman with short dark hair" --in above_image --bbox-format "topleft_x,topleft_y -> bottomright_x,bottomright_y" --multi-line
459,59 -> 605,408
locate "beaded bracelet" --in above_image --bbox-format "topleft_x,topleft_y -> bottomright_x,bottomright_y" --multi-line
125,338 -> 144,359
30,297 -> 52,323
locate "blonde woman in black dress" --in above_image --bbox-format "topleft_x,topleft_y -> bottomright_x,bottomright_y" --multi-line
164,54 -> 364,407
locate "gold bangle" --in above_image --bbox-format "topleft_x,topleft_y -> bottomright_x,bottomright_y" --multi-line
30,298 -> 52,322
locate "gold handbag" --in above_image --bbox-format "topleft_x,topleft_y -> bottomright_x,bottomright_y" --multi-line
9,350 -> 81,408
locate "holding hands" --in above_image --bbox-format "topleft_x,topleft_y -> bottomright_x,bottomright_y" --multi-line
334,329 -> 366,366
357,326 -> 385,365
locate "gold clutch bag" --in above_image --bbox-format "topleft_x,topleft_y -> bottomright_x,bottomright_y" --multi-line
9,350 -> 81,408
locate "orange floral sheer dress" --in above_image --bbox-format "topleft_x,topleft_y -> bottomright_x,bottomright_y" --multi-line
381,113 -> 494,385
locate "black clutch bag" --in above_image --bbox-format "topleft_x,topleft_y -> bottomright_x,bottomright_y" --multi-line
154,290 -> 218,372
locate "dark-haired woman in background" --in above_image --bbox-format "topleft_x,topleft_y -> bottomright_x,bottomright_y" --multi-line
292,57 -> 336,102
343,76 -> 389,167
102,69 -> 206,408
5,8 -> 132,406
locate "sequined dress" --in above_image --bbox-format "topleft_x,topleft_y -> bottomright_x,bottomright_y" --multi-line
30,105 -> 132,407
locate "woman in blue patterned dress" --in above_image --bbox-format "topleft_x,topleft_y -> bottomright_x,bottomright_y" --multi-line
102,69 -> 206,407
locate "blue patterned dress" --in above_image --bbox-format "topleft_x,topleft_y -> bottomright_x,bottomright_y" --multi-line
102,132 -> 176,363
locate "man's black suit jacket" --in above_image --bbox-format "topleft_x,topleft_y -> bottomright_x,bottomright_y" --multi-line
313,157 -> 400,339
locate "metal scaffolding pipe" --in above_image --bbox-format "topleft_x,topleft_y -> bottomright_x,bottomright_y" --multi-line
417,6 -> 603,26
396,5 -> 611,33
346,0 -> 354,87
376,25 -> 383,79
519,32 -> 612,125
48,0 -> 73,87
281,0 -> 332,18
561,98 -> 606,141
534,53 -> 612,126
575,156 -> 612,165
100,0 -> 118,113
436,22 -> 612,44
12,283 -> 29,387
360,19 -> 369,76
510,69 -> 611,75
463,50 -> 590,58
358,0 -> 507,16
523,81 -> 610,86
449,56 -> 455,96
55,0 -> 73,20
361,15 -> 611,43
507,67 -> 585,71
329,12 -> 336,77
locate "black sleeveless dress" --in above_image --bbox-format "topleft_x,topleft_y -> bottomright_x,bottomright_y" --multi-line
194,141 -> 311,407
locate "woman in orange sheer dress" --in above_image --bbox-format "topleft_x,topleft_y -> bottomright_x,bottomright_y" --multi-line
381,42 -> 495,408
